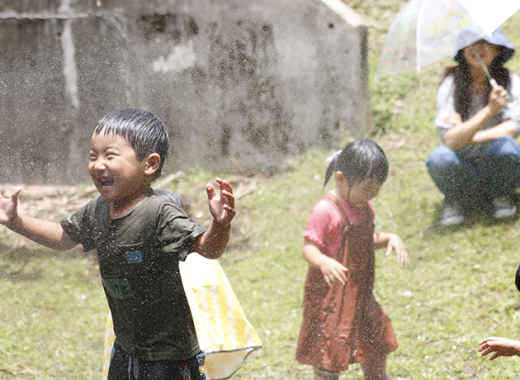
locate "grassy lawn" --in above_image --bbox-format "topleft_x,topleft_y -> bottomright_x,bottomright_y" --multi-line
2,1 -> 520,379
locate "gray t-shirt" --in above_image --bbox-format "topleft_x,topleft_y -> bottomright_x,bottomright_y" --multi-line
61,189 -> 206,361
435,72 -> 520,158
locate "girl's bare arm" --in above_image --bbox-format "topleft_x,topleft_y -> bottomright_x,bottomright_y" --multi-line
303,240 -> 348,286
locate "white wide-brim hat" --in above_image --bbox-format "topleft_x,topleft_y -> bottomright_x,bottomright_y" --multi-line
454,27 -> 515,65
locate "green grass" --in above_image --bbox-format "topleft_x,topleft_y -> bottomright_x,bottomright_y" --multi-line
0,247 -> 106,378
2,2 -> 520,379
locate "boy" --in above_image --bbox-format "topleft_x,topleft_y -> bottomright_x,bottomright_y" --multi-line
0,109 -> 235,379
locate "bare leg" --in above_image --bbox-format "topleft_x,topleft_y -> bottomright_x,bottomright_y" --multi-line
313,367 -> 340,380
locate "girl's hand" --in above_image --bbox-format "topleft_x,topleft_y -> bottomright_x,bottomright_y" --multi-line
385,233 -> 409,268
479,337 -> 520,360
488,85 -> 509,116
319,255 -> 348,287
0,188 -> 22,227
206,179 -> 235,227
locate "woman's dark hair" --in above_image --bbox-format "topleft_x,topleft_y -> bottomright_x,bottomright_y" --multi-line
323,139 -> 389,187
93,108 -> 169,179
444,47 -> 511,121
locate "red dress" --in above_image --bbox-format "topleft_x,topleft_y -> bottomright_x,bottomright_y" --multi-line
296,194 -> 397,372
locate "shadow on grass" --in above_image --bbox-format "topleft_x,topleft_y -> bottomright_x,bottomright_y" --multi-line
0,241 -> 93,282
425,195 -> 520,236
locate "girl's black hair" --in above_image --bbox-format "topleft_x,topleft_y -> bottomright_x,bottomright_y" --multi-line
444,47 -> 511,121
93,108 -> 169,179
323,139 -> 389,187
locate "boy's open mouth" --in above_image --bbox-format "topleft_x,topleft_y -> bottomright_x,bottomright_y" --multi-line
98,177 -> 114,187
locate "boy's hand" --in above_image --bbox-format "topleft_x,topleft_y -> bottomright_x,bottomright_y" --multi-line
0,188 -> 22,226
206,179 -> 235,226
479,337 -> 520,360
385,233 -> 409,268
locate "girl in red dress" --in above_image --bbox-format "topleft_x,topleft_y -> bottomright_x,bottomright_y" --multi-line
296,139 -> 409,380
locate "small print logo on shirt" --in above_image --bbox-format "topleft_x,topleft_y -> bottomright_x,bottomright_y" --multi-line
126,250 -> 143,264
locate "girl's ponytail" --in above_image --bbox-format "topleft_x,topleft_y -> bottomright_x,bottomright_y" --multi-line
323,150 -> 341,187
323,158 -> 336,187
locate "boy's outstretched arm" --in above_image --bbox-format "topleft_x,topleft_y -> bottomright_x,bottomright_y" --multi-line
0,188 -> 76,251
374,231 -> 409,268
193,179 -> 235,259
479,337 -> 520,360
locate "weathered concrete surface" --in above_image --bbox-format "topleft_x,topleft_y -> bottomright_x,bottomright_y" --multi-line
0,0 -> 369,183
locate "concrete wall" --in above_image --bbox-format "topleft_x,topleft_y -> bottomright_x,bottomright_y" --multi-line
0,0 -> 369,183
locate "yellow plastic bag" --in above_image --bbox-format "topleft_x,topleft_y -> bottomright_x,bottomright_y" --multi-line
102,253 -> 262,380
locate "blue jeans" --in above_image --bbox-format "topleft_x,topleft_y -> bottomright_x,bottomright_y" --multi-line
108,343 -> 206,380
426,137 -> 520,205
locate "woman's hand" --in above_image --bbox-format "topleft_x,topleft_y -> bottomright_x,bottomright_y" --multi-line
488,85 -> 509,116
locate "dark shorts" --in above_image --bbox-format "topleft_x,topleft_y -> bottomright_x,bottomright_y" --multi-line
108,343 -> 207,380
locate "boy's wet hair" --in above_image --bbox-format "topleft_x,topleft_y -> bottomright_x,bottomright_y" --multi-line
324,139 -> 389,187
94,108 -> 169,179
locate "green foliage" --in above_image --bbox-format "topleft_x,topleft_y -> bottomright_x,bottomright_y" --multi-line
370,69 -> 421,135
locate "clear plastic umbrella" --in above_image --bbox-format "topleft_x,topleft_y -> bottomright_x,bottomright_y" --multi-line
458,0 -> 520,36
377,0 -> 520,77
